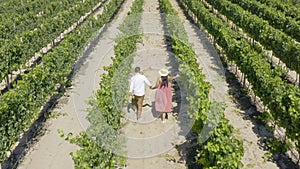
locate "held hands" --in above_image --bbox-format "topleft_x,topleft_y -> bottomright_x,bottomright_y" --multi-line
150,85 -> 157,90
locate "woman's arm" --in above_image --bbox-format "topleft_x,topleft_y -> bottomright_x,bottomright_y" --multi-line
168,74 -> 179,81
150,77 -> 161,89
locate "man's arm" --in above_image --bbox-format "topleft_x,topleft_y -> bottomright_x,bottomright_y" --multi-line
129,78 -> 134,102
144,76 -> 152,87
129,77 -> 134,95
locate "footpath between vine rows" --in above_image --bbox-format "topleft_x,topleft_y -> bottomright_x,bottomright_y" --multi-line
168,0 -> 295,168
15,0 -> 134,168
171,0 -> 297,168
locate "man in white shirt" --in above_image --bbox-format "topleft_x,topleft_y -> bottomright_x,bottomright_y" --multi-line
129,67 -> 152,120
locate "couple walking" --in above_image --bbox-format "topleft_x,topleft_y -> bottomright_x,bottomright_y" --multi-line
129,67 -> 179,123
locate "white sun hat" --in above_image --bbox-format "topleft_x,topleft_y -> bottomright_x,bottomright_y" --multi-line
159,68 -> 169,76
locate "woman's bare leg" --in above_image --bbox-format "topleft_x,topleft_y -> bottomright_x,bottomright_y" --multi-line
162,112 -> 166,122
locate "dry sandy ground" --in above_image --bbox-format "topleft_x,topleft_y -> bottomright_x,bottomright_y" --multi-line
120,0 -> 190,168
15,0 -> 288,168
17,0 -> 135,168
168,0 -> 281,168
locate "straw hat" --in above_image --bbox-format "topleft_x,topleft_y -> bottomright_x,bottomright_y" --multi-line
159,68 -> 169,76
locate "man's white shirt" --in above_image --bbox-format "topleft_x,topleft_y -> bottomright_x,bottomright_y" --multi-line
129,73 -> 152,96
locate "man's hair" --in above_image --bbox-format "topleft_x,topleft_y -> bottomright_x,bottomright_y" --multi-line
135,67 -> 141,73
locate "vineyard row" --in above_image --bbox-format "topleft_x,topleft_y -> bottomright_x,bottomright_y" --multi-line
160,0 -> 244,168
0,0 -> 123,164
180,0 -> 300,161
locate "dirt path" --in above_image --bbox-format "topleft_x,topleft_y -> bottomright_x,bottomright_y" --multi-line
16,0 -> 135,168
121,0 -> 190,168
168,0 -> 280,168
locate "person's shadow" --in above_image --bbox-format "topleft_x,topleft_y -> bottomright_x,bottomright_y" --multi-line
150,101 -> 161,119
